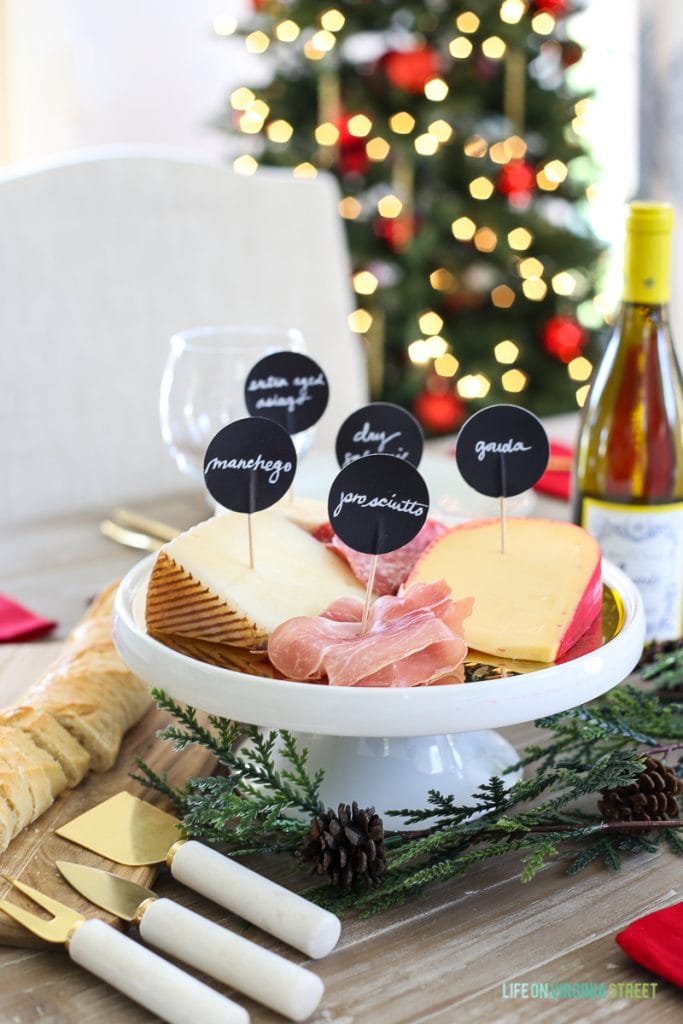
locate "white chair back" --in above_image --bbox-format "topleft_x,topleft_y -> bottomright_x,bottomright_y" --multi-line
0,149 -> 367,527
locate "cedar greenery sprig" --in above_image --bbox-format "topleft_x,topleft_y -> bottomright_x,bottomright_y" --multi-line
132,687 -> 321,854
134,655 -> 683,916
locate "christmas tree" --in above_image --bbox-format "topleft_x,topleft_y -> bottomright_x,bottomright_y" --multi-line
217,0 -> 603,433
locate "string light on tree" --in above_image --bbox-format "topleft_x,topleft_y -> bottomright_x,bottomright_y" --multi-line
457,374 -> 491,399
449,36 -> 474,58
568,355 -> 593,381
500,0 -> 527,25
508,227 -> 533,250
233,154 -> 258,175
502,368 -> 528,392
275,20 -> 300,42
494,340 -> 520,364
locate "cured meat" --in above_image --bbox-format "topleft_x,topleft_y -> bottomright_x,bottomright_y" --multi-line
267,580 -> 472,687
327,518 -> 448,595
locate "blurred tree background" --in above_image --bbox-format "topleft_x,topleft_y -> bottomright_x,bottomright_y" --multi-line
218,0 -> 603,433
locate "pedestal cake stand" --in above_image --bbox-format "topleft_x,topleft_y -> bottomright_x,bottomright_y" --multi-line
114,557 -> 645,829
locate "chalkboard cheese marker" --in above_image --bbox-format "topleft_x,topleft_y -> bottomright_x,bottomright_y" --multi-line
328,453 -> 430,630
245,351 -> 329,435
335,402 -> 424,469
203,416 -> 297,569
455,404 -> 549,553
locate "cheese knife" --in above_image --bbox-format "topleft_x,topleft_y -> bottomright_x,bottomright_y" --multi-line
56,861 -> 324,1022
0,875 -> 248,1024
55,792 -> 341,959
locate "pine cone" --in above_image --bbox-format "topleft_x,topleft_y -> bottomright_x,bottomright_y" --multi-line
297,801 -> 386,891
598,756 -> 683,832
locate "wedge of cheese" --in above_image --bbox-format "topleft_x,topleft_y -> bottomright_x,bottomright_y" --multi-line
408,518 -> 602,662
146,510 -> 365,648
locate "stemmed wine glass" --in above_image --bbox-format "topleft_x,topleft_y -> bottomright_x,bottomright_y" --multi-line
159,325 -> 314,485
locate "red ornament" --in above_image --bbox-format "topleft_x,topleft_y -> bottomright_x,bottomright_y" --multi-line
336,114 -> 370,176
532,0 -> 569,15
561,41 -> 583,68
541,315 -> 587,363
497,160 -> 536,205
373,214 -> 417,252
413,382 -> 465,434
382,46 -> 441,93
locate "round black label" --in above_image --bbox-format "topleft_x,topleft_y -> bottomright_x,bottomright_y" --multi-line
203,416 -> 297,513
455,404 -> 549,498
328,454 -> 430,555
335,402 -> 424,468
244,351 -> 329,434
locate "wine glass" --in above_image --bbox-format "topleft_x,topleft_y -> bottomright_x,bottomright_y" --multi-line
160,325 -> 314,484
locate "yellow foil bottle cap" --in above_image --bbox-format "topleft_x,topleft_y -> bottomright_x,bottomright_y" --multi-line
623,200 -> 674,304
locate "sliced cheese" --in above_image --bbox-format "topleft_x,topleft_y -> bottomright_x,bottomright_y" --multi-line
146,509 -> 365,646
408,518 -> 602,662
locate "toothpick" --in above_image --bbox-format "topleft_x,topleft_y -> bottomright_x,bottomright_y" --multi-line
499,495 -> 506,555
247,513 -> 255,570
247,470 -> 256,570
499,454 -> 507,555
360,553 -> 378,634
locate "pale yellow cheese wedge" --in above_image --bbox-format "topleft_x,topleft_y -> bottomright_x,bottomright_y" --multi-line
146,509 -> 365,647
408,518 -> 602,662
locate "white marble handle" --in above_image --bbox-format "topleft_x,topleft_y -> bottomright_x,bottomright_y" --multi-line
170,840 -> 341,959
140,897 -> 324,1022
68,917 -> 249,1024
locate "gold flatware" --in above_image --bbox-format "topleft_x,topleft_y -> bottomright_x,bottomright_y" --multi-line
0,875 -> 248,1024
56,791 -> 341,959
110,507 -> 180,542
99,518 -> 165,552
57,861 -> 324,1022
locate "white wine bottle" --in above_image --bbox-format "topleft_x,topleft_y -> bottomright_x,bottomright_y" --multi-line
573,201 -> 683,641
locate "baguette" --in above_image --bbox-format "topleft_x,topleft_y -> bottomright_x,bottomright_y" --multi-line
0,764 -> 34,838
0,726 -> 67,816
22,583 -> 151,769
0,795 -> 14,851
23,702 -> 123,773
29,647 -> 150,735
0,706 -> 90,786
0,580 -> 151,852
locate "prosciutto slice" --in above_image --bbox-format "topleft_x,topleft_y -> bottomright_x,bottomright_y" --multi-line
327,518 -> 448,595
267,580 -> 472,687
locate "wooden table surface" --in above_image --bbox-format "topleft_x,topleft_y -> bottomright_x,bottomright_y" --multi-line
1,491 -> 681,1023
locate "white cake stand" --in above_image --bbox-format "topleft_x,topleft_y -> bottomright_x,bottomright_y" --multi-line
114,557 -> 645,829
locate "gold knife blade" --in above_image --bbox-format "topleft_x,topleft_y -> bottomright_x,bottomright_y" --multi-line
56,861 -> 151,921
55,792 -> 181,865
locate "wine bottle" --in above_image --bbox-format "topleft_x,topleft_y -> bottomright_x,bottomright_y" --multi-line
573,201 -> 683,641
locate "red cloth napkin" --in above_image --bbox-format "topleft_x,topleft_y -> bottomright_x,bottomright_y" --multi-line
533,440 -> 574,502
616,901 -> 683,987
0,594 -> 56,642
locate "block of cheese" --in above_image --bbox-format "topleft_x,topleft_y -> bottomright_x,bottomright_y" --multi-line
146,510 -> 366,648
408,518 -> 602,662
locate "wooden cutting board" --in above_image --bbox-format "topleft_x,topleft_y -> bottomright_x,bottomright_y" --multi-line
0,642 -> 217,948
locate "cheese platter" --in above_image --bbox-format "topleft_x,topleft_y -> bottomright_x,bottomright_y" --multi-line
114,551 -> 645,828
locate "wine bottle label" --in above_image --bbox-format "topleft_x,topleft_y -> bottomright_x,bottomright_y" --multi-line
581,497 -> 683,641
